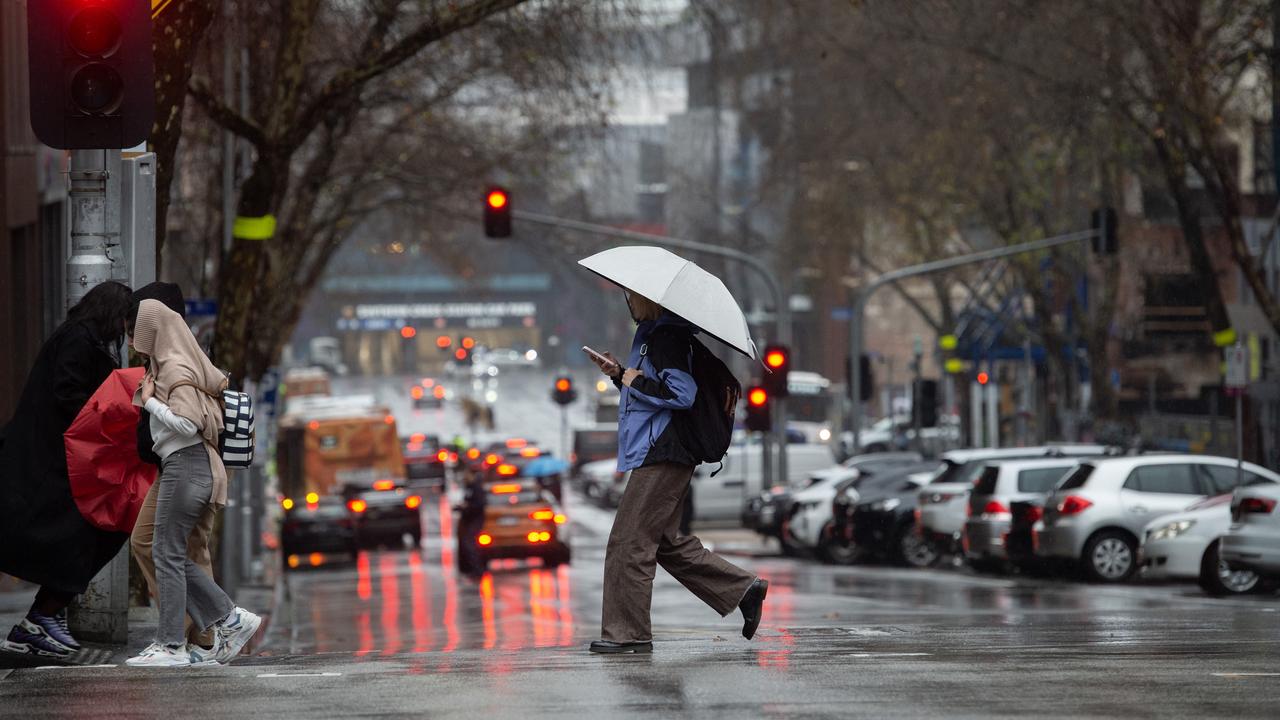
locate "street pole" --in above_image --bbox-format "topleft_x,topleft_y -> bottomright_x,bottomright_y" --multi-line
848,229 -> 1096,455
513,210 -> 789,486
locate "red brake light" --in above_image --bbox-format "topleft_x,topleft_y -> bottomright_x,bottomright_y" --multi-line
373,479 -> 395,491
520,447 -> 541,458
506,438 -> 528,449
436,449 -> 450,462
485,454 -> 500,466
491,483 -> 522,494
1057,496 -> 1093,515
553,514 -> 567,524
983,500 -> 1010,515
1239,497 -> 1277,514
478,533 -> 493,546
410,433 -> 427,444
448,452 -> 458,463
405,495 -> 422,509
384,415 -> 395,425
411,386 -> 424,400
433,385 -> 446,399
530,509 -> 555,521
347,499 -> 367,513
1023,505 -> 1044,523
496,463 -> 518,477
467,448 -> 481,460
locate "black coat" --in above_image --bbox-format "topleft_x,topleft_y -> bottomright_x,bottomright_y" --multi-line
0,321 -> 130,593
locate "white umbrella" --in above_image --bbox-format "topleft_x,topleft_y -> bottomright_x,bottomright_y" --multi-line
578,246 -> 758,360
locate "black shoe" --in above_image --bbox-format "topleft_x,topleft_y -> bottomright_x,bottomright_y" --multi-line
739,578 -> 768,640
589,640 -> 653,654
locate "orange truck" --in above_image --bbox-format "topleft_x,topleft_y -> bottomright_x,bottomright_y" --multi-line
276,395 -> 405,503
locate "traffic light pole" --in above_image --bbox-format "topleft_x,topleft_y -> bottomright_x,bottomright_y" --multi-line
514,210 -> 790,487
848,229 -> 1096,456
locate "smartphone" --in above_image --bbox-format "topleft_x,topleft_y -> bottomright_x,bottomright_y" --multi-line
582,345 -> 618,370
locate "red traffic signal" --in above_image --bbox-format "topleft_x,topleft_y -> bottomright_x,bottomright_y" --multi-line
976,371 -> 990,385
552,376 -> 577,405
484,186 -> 512,238
762,344 -> 790,398
27,0 -> 155,149
745,385 -> 771,432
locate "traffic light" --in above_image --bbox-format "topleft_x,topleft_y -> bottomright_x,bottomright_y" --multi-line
552,376 -> 577,405
745,386 -> 771,432
484,186 -> 512,238
915,379 -> 939,428
27,0 -> 155,149
762,344 -> 790,397
976,371 -> 990,386
453,346 -> 472,365
1090,207 -> 1118,255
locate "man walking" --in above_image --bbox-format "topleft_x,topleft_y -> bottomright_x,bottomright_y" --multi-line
586,291 -> 767,654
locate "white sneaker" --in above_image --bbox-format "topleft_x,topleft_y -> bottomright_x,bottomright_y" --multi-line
214,607 -> 261,664
186,641 -> 220,667
125,642 -> 191,668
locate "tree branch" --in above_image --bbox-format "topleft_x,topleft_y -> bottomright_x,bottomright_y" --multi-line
188,77 -> 267,147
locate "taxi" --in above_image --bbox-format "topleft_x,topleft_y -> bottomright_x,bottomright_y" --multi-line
470,481 -> 571,569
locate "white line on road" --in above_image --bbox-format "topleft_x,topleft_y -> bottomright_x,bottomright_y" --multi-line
1212,673 -> 1280,678
257,672 -> 343,678
842,652 -> 932,658
34,664 -> 117,670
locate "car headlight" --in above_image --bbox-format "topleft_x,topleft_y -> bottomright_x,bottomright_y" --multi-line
1148,520 -> 1195,542
818,428 -> 832,441
868,497 -> 901,512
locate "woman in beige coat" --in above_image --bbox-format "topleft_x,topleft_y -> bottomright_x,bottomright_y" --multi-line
124,299 -> 261,667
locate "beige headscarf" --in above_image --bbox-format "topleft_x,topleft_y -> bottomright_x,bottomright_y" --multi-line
132,299 -> 230,505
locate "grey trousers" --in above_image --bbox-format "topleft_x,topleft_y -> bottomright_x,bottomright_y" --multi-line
601,462 -> 756,643
154,444 -> 234,645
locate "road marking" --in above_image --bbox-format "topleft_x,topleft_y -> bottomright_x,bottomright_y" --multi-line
843,652 -> 932,658
257,672 -> 343,678
1212,673 -> 1280,678
34,664 -> 117,670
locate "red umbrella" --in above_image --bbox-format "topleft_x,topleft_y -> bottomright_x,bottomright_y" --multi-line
65,367 -> 157,533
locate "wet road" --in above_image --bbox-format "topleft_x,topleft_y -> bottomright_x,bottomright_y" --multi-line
4,483 -> 1280,718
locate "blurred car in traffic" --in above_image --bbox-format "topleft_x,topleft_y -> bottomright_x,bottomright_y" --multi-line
1038,455 -> 1272,582
847,470 -> 937,567
464,482 -> 570,571
1140,478 -> 1277,596
475,347 -> 540,370
1220,482 -> 1280,588
280,494 -> 358,568
961,458 -> 1080,572
410,378 -> 447,408
918,445 -> 1109,559
401,433 -> 449,493
347,485 -> 423,549
571,428 -> 619,478
818,462 -> 941,564
781,453 -> 925,557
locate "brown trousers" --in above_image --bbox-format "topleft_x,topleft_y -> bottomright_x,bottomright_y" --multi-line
131,479 -> 217,646
601,462 -> 755,643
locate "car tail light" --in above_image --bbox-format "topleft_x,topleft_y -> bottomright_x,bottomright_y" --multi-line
485,454 -> 500,466
983,500 -> 1009,515
520,447 -> 541,458
287,555 -> 300,569
436,449 -> 449,463
491,483 -> 521,494
384,415 -> 395,425
405,495 -> 422,509
433,386 -> 446,399
467,448 -> 481,460
373,479 -> 395,491
1239,497 -> 1277,515
539,531 -> 550,541
554,514 -> 567,524
1022,505 -> 1043,523
411,386 -> 424,400
530,509 -> 555,521
281,498 -> 294,510
410,432 -> 427,443
448,452 -> 458,463
309,552 -> 323,567
497,463 -> 518,477
478,534 -> 493,546
347,499 -> 367,513
506,438 -> 528,449
1056,496 -> 1092,515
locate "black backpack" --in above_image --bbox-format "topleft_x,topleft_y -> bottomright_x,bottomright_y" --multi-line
655,328 -> 741,466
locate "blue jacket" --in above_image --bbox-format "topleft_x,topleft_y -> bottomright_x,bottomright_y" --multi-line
615,315 -> 699,472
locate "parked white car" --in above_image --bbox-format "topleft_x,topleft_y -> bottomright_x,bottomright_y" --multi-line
785,453 -> 925,551
1140,477 -> 1278,596
1039,455 -> 1276,583
691,443 -> 835,524
1220,483 -> 1280,587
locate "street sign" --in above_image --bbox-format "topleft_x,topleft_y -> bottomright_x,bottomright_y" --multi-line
1225,343 -> 1248,389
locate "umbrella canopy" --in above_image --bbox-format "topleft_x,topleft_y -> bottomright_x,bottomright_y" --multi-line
65,367 -> 158,533
522,456 -> 571,478
578,246 -> 758,359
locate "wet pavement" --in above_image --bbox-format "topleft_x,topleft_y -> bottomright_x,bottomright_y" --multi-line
3,485 -> 1280,719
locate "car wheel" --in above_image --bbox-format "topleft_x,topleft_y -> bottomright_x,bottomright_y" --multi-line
898,526 -> 938,568
1198,540 -> 1260,596
1082,531 -> 1137,583
818,523 -> 859,565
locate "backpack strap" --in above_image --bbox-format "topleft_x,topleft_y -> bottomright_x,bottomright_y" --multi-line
168,380 -> 225,410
